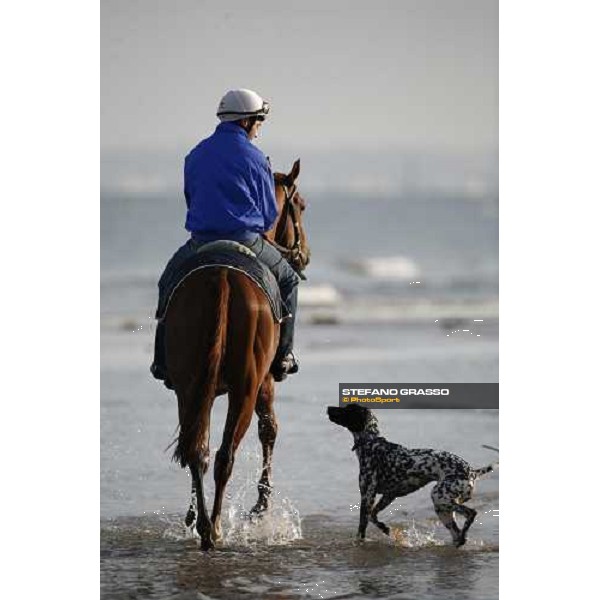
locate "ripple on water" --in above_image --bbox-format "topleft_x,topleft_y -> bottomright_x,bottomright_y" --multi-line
101,513 -> 498,600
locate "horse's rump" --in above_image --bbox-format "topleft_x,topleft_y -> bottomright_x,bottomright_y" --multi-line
157,243 -> 286,324
166,266 -> 278,468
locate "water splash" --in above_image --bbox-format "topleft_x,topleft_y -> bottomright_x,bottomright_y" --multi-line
223,448 -> 302,546
160,514 -> 199,542
224,493 -> 302,546
160,446 -> 302,547
390,520 -> 446,548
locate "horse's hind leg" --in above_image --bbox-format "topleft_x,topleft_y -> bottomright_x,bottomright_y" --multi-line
189,451 -> 215,550
250,376 -> 277,516
184,445 -> 210,528
174,384 -> 214,549
211,386 -> 257,541
184,478 -> 197,527
183,404 -> 214,529
191,413 -> 215,549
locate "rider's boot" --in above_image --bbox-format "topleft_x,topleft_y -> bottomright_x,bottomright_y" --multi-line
271,290 -> 299,381
150,321 -> 174,389
273,350 -> 299,382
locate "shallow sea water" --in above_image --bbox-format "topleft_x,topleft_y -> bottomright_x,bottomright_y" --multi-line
101,514 -> 498,600
101,190 -> 498,599
101,321 -> 498,599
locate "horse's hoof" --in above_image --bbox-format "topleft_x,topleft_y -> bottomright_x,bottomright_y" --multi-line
200,537 -> 215,551
249,507 -> 266,520
212,524 -> 222,542
250,499 -> 269,517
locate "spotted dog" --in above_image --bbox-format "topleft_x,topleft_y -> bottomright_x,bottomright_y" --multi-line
327,404 -> 498,547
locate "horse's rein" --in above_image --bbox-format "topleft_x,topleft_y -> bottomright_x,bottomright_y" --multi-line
271,182 -> 307,280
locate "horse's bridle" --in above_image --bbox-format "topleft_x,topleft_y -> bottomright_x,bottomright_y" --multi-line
271,182 -> 307,280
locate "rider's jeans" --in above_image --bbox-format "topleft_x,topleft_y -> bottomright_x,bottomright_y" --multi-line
243,236 -> 299,360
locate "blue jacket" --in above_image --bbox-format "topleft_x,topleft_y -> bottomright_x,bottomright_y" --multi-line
184,122 -> 278,241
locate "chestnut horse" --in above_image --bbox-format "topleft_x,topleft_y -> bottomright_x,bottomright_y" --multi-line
165,159 -> 310,550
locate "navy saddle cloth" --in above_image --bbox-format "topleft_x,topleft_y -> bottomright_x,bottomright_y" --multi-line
156,240 -> 286,323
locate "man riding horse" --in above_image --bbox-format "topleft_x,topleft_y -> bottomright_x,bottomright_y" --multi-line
151,88 -> 300,385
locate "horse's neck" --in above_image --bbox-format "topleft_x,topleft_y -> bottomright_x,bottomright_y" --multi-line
269,188 -> 291,247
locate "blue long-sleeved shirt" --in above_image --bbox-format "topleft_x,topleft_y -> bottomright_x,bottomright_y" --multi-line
184,122 -> 278,241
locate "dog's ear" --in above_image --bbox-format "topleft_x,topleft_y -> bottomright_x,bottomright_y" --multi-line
346,409 -> 369,433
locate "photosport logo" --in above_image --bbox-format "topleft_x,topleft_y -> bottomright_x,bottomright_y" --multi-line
338,383 -> 499,409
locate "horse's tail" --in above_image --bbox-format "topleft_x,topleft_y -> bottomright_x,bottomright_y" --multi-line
173,269 -> 230,468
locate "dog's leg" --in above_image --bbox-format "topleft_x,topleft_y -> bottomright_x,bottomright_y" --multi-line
431,482 -> 462,546
454,504 -> 477,546
434,504 -> 462,546
370,493 -> 395,536
358,481 -> 377,539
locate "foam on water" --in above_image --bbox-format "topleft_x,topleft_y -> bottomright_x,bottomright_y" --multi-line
223,493 -> 302,546
223,455 -> 303,546
346,255 -> 420,280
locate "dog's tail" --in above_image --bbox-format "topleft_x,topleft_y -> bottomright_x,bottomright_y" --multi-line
472,445 -> 499,479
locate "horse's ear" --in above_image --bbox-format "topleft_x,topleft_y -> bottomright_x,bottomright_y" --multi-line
289,159 -> 301,183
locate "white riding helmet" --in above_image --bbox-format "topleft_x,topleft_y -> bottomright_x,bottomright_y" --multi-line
217,89 -> 270,122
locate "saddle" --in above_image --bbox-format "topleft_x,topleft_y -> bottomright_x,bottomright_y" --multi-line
156,240 -> 287,323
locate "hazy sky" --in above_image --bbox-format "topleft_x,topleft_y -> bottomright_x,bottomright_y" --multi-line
101,0 -> 497,154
